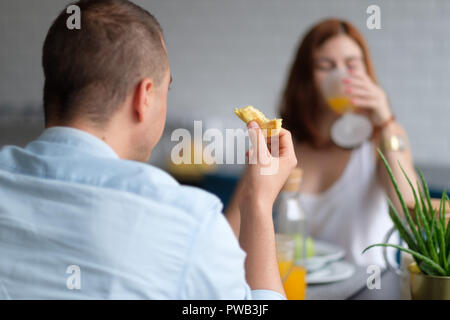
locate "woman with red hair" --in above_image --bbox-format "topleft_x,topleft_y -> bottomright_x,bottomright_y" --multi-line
227,19 -> 417,267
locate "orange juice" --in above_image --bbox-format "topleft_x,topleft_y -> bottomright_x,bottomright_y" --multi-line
327,96 -> 355,115
278,260 -> 293,281
283,265 -> 307,300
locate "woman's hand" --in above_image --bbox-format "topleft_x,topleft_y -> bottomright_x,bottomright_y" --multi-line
344,70 -> 393,126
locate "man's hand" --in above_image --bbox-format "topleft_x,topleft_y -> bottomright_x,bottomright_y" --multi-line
239,121 -> 298,212
236,121 -> 297,297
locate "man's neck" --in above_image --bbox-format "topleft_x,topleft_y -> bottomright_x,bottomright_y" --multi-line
46,121 -> 131,160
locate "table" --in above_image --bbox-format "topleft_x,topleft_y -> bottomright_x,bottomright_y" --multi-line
350,269 -> 401,300
306,266 -> 401,300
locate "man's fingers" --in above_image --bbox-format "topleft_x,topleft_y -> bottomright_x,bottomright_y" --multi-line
246,122 -> 296,167
247,121 -> 263,149
277,128 -> 294,153
247,121 -> 270,165
275,128 -> 297,168
265,128 -> 295,157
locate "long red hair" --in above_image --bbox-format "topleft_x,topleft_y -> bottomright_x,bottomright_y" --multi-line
279,18 -> 377,147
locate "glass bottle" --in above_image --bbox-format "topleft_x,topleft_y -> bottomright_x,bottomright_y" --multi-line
274,167 -> 308,300
273,167 -> 307,262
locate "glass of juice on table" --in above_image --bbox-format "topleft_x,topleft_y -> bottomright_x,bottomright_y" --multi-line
275,234 -> 307,300
322,69 -> 372,148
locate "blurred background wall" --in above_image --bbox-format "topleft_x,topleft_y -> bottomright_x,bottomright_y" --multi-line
1,0 -> 449,173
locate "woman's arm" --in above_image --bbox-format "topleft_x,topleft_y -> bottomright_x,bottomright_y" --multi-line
346,70 -> 418,211
375,120 -> 418,211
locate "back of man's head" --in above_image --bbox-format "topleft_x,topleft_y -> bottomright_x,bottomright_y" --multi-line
42,0 -> 168,126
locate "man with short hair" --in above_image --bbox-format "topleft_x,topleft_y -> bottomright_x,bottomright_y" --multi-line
0,0 -> 297,299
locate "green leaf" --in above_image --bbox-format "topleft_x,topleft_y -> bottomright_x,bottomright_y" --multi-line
418,168 -> 434,217
413,202 -> 440,264
440,190 -> 447,229
384,159 -> 428,257
447,249 -> 450,275
399,164 -> 436,261
378,150 -> 410,220
445,195 -> 450,258
419,261 -> 441,277
362,243 -> 447,276
437,192 -> 448,270
387,200 -> 417,252
427,209 -> 442,267
412,203 -> 422,234
417,184 -> 432,225
373,151 -> 449,276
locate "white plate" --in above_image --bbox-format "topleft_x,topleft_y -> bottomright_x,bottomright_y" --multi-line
297,240 -> 345,272
306,260 -> 355,284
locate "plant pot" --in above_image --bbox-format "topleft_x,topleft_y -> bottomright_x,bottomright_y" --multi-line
408,263 -> 450,300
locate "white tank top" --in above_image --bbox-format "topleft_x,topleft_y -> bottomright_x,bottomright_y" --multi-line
299,141 -> 392,267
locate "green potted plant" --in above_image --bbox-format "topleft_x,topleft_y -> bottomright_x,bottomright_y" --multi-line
363,150 -> 450,300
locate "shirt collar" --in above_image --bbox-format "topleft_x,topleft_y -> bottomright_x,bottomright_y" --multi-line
36,126 -> 119,159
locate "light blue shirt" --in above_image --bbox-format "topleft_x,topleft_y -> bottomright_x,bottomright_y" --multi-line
0,127 -> 284,300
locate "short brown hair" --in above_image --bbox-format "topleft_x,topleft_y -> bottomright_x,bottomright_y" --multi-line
279,18 -> 377,147
42,0 -> 168,125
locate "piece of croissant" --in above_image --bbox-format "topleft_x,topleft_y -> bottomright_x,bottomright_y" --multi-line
234,105 -> 282,137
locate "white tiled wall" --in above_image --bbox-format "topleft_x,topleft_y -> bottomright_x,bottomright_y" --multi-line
1,0 -> 450,166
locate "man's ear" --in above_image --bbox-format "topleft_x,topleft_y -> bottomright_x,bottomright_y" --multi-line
132,78 -> 153,122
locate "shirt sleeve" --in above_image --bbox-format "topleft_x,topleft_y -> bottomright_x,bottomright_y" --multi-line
177,206 -> 285,300
248,289 -> 286,300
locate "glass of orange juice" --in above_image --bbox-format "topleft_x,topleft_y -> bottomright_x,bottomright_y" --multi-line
321,69 -> 372,148
322,69 -> 355,115
283,265 -> 307,300
275,234 -> 307,300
